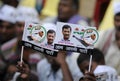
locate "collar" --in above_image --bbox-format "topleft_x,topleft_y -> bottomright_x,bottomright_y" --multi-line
61,39 -> 70,41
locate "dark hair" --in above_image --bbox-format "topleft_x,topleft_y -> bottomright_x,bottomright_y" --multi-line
62,24 -> 72,31
72,0 -> 79,11
115,12 -> 120,17
47,29 -> 56,35
114,12 -> 120,22
77,48 -> 105,65
1,0 -> 19,7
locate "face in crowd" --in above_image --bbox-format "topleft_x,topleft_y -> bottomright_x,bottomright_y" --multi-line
114,13 -> 120,48
77,48 -> 105,74
78,60 -> 98,74
114,13 -> 120,31
58,0 -> 78,22
47,30 -> 56,45
62,25 -> 72,40
0,20 -> 16,44
15,21 -> 25,41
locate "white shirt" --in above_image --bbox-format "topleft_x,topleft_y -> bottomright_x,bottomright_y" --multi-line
94,65 -> 118,81
37,52 -> 83,81
95,28 -> 120,75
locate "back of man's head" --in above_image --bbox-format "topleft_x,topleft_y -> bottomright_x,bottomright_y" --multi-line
77,48 -> 105,66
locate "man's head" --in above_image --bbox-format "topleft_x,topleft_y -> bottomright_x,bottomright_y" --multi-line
0,5 -> 16,44
77,48 -> 105,74
58,0 -> 79,22
0,21 -> 16,44
47,30 -> 56,45
62,25 -> 72,40
114,13 -> 120,48
114,12 -> 120,32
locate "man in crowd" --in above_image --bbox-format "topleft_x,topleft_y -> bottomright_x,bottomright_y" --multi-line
77,48 -> 118,81
37,51 -> 76,81
40,1 -> 87,80
1,5 -> 40,81
95,2 -> 120,75
0,5 -> 16,45
43,0 -> 88,26
0,4 -> 17,81
0,4 -> 17,61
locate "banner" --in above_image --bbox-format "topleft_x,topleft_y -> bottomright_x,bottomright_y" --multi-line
54,22 -> 99,53
22,22 -> 58,56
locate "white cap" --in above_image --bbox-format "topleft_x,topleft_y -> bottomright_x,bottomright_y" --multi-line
0,5 -> 17,23
94,65 -> 118,81
42,23 -> 56,32
114,2 -> 120,15
16,6 -> 40,23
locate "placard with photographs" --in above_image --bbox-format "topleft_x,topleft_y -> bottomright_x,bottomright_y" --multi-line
54,22 -> 99,53
22,22 -> 58,56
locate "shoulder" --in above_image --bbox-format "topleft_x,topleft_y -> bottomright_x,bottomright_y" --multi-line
94,65 -> 117,74
69,14 -> 88,26
76,15 -> 88,26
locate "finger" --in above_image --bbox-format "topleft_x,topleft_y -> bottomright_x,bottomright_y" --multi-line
16,65 -> 23,73
17,61 -> 23,67
16,62 -> 25,72
85,72 -> 95,77
17,61 -> 28,68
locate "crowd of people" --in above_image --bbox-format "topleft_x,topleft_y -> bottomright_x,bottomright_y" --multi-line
0,0 -> 120,81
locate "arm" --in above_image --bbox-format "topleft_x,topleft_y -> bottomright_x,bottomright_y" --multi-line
61,62 -> 73,81
56,51 -> 73,81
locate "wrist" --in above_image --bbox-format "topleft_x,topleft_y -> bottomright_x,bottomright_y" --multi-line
60,61 -> 67,67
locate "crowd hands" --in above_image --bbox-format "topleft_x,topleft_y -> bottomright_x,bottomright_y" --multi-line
2,48 -> 117,81
16,51 -> 96,81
